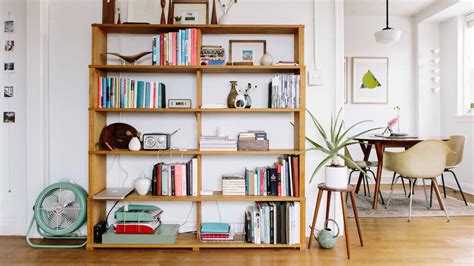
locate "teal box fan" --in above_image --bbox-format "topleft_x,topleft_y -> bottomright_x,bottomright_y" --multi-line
26,181 -> 88,248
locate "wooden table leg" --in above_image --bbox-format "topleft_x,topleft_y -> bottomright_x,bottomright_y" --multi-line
372,142 -> 384,209
325,191 -> 332,220
349,191 -> 363,247
308,188 -> 324,249
340,192 -> 350,259
432,179 -> 445,211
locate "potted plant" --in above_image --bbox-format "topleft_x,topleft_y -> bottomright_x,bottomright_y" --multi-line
304,108 -> 382,188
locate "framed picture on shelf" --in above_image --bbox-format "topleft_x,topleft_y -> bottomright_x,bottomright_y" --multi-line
352,57 -> 388,104
173,0 -> 209,24
229,40 -> 266,65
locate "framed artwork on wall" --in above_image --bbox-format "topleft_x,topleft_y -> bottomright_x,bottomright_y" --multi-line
173,0 -> 209,24
344,57 -> 348,103
352,57 -> 388,104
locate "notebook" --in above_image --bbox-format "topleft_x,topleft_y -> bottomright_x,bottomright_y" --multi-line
200,223 -> 230,234
93,187 -> 134,200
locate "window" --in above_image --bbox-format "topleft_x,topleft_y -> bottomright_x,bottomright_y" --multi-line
464,13 -> 474,113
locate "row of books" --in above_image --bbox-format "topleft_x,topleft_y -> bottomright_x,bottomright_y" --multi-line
244,155 -> 300,197
151,158 -> 198,196
152,29 -> 199,66
245,202 -> 300,245
200,135 -> 237,151
268,74 -> 300,108
97,77 -> 166,109
200,222 -> 232,241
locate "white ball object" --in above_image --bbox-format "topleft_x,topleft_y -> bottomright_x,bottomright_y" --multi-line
128,137 -> 141,151
261,53 -> 273,66
134,176 -> 151,196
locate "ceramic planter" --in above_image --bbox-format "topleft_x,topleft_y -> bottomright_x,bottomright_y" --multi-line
325,166 -> 348,189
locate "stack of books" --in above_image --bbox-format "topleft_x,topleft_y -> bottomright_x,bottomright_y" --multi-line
200,136 -> 237,151
151,158 -> 198,196
200,45 -> 225,65
152,29 -> 199,66
97,77 -> 166,109
222,175 -> 246,196
238,130 -> 269,151
200,223 -> 231,241
244,155 -> 299,197
245,202 -> 300,245
268,74 -> 300,108
114,204 -> 163,234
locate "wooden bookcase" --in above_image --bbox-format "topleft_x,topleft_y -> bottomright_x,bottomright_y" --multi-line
87,24 -> 306,250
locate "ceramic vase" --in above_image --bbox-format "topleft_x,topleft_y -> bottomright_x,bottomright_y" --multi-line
261,53 -> 273,66
128,137 -> 141,151
219,14 -> 230,24
227,81 -> 239,108
134,174 -> 151,196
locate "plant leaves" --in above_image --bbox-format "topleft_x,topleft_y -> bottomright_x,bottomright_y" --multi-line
309,155 -> 332,183
337,153 -> 369,177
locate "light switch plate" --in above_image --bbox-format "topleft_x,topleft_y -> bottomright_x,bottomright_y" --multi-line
308,68 -> 324,86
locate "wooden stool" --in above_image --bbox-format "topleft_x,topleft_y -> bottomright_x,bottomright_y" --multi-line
308,183 -> 363,259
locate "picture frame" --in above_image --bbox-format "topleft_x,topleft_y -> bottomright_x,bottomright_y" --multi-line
344,57 -> 348,104
229,40 -> 267,65
352,57 -> 389,104
173,0 -> 209,25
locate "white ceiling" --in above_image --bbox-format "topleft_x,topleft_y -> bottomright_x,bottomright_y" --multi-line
344,0 -> 442,16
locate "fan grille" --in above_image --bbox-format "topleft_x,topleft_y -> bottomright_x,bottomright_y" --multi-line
38,187 -> 82,231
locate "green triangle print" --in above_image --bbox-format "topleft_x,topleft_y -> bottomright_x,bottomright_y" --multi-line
360,70 -> 381,89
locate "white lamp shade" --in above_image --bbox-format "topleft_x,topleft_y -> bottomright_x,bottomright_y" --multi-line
374,28 -> 402,44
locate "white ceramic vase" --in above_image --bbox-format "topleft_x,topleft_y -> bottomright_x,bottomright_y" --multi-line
128,137 -> 141,151
134,174 -> 151,196
219,14 -> 230,24
325,166 -> 348,189
261,53 -> 273,66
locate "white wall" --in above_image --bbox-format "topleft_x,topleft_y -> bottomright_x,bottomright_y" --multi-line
440,16 -> 474,194
0,0 -> 27,235
1,0 -> 344,236
343,15 -> 416,181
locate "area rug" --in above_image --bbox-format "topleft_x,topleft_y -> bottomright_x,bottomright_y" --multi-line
346,189 -> 474,218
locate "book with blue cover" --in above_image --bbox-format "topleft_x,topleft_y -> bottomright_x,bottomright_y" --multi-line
200,223 -> 230,234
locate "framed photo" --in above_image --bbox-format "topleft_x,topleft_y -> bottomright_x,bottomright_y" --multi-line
352,57 -> 388,104
4,62 -> 14,73
344,57 -> 348,104
4,40 -> 14,52
3,112 -> 15,123
3,86 -> 14,98
173,0 -> 209,25
229,40 -> 266,65
4,20 -> 14,33
127,0 -> 161,24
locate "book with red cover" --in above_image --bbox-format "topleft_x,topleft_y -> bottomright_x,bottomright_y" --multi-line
160,34 -> 164,66
157,163 -> 162,196
175,164 -> 182,196
115,220 -> 161,234
259,168 -> 265,196
277,164 -> 282,196
172,32 -> 177,65
291,156 -> 299,197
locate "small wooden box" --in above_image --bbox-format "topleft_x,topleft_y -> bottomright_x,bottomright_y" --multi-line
237,140 -> 269,151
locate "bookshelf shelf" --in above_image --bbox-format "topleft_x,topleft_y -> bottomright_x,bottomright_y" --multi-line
90,149 -> 301,156
89,65 -> 302,74
87,23 -> 306,250
89,108 -> 301,113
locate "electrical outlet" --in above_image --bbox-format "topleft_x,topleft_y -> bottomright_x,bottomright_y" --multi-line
308,68 -> 323,86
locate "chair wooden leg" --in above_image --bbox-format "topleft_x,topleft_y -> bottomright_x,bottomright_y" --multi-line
308,188 -> 323,249
349,191 -> 363,247
340,192 -> 351,259
326,191 -> 332,220
432,179 -> 445,211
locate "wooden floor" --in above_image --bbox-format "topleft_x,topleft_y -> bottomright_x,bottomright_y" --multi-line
1,186 -> 473,266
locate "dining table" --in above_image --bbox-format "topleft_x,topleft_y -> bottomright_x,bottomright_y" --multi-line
353,135 -> 450,210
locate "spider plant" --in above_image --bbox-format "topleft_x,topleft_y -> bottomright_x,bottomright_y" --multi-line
304,108 -> 383,183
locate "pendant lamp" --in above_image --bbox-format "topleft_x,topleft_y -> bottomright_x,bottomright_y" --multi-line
375,0 -> 402,44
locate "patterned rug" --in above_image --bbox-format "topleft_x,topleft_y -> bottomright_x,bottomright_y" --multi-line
347,188 -> 474,218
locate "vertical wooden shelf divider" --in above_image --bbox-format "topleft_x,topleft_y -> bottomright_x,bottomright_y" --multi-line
87,24 -> 306,250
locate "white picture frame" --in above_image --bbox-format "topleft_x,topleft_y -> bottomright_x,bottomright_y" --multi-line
352,57 -> 389,104
173,3 -> 208,25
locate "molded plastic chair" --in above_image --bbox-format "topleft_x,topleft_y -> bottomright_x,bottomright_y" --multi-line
430,135 -> 468,206
383,140 -> 453,222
